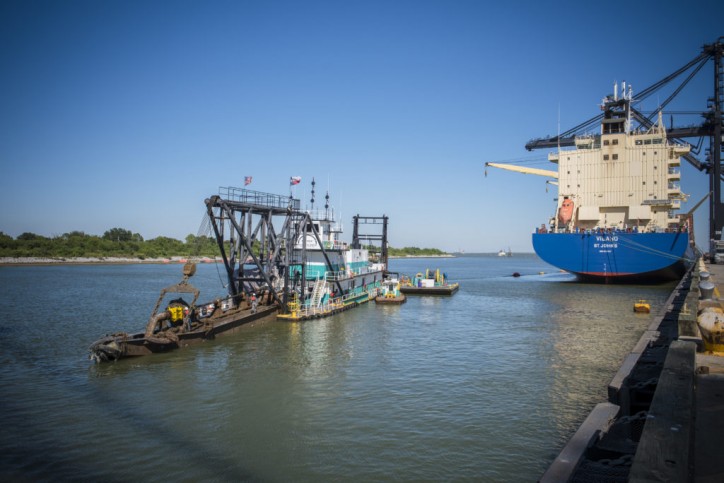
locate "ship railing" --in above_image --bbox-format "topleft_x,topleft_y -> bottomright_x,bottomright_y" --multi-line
540,226 -> 689,235
326,270 -> 349,281
293,288 -> 378,317
303,208 -> 338,223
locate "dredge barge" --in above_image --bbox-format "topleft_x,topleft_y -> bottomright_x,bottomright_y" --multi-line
90,182 -> 394,360
192,183 -> 393,324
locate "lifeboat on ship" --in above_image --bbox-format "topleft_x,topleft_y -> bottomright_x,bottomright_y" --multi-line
558,198 -> 574,225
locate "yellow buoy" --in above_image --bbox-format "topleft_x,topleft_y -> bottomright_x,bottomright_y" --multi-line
633,300 -> 651,313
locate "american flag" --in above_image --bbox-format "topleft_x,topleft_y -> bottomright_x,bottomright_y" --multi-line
244,176 -> 252,186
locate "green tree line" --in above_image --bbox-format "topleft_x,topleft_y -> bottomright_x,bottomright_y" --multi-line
0,229 -> 448,259
0,228 -> 219,259
388,246 -> 447,257
363,245 -> 447,257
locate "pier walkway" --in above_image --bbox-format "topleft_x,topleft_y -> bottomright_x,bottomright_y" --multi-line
690,263 -> 724,483
540,261 -> 724,482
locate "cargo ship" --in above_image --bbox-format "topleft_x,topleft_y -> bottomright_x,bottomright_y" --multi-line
487,82 -> 697,282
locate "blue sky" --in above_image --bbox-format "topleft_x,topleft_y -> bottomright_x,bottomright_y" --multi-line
1,0 -> 722,252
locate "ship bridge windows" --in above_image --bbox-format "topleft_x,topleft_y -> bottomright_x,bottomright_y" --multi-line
603,121 -> 625,135
301,221 -> 321,234
635,138 -> 662,145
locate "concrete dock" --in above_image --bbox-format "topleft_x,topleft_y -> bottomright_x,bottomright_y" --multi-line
691,263 -> 724,483
540,262 -> 724,482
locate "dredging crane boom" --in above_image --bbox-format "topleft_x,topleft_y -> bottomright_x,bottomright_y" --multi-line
484,162 -> 558,178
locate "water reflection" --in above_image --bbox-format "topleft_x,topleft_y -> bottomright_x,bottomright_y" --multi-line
0,258 -> 675,481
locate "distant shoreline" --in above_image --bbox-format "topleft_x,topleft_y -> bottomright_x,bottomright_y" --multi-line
0,253 -> 540,266
0,256 -> 213,266
388,255 -> 455,259
0,254 -> 456,266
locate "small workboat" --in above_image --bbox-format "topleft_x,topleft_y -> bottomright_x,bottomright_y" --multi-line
400,269 -> 459,296
375,278 -> 406,304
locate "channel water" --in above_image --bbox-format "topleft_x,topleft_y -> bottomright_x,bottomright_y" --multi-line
0,255 -> 675,481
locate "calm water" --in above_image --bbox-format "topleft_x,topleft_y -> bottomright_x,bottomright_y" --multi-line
0,255 -> 675,481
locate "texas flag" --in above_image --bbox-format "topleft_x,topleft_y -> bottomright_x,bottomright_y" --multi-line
244,176 -> 252,186
290,176 -> 302,185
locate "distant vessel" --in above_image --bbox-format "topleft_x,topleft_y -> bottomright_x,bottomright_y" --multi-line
487,82 -> 696,282
498,248 -> 512,257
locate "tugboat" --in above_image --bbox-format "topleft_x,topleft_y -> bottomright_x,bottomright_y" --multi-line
276,211 -> 389,321
375,277 -> 406,304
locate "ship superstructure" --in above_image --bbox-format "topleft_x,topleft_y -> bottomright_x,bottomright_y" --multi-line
547,83 -> 690,235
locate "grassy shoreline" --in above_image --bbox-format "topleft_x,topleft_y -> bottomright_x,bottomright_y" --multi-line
0,256 -> 211,266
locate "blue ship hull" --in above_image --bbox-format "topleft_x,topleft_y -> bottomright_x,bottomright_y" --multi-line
532,231 -> 695,283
